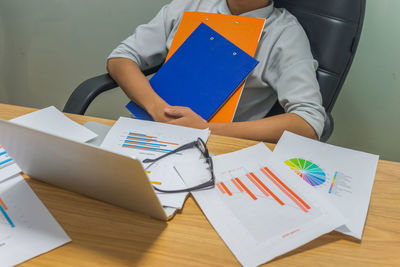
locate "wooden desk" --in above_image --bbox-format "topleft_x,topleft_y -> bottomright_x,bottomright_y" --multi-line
1,103 -> 399,266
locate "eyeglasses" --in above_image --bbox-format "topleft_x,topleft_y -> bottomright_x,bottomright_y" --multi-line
143,138 -> 215,193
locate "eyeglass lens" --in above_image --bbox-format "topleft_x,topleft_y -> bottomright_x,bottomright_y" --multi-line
144,138 -> 215,193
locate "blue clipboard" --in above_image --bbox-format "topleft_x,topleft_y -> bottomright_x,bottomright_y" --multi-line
126,23 -> 259,121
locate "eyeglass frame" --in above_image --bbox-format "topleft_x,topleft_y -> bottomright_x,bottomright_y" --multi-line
142,138 -> 215,193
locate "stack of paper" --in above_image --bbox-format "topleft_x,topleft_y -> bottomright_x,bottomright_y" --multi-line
273,131 -> 379,239
10,106 -> 98,143
0,106 -> 103,265
0,175 -> 71,266
1,106 -> 98,183
100,117 -> 210,209
0,146 -> 21,183
176,143 -> 346,266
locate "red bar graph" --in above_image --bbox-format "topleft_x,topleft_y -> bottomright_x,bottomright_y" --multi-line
217,183 -> 225,194
231,178 -> 244,192
261,167 -> 310,212
235,178 -> 257,200
249,172 -> 284,206
220,182 -> 232,196
215,167 -> 311,214
246,174 -> 270,198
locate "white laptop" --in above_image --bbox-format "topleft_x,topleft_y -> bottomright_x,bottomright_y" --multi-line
0,118 -> 172,221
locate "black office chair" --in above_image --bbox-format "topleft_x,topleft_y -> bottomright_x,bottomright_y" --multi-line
63,0 -> 366,142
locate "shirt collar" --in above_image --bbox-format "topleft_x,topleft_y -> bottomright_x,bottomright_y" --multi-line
217,0 -> 274,18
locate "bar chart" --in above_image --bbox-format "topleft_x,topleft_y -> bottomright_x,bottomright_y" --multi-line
198,160 -> 323,243
0,145 -> 21,183
177,143 -> 346,263
0,146 -> 14,170
0,197 -> 15,228
100,117 -> 210,162
216,166 -> 311,213
0,176 -> 71,266
122,131 -> 180,153
122,132 -> 179,153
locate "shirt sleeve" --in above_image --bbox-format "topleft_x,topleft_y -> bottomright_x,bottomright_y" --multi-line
107,3 -> 175,69
264,24 -> 326,138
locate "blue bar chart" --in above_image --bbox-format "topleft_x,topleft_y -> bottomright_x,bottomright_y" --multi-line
122,131 -> 179,153
0,146 -> 14,170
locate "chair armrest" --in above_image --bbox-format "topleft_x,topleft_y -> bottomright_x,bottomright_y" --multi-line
63,73 -> 117,115
63,64 -> 163,115
320,112 -> 334,142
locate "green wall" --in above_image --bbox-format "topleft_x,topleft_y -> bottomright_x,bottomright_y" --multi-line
0,1 -> 399,161
328,1 -> 400,161
0,0 -> 170,119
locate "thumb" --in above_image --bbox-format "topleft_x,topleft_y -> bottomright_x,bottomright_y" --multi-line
164,107 -> 187,117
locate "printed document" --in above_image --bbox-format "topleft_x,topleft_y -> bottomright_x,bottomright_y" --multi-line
273,131 -> 379,239
0,175 -> 71,266
10,106 -> 97,143
0,146 -> 21,183
175,143 -> 346,266
2,106 -> 97,182
100,117 -> 210,209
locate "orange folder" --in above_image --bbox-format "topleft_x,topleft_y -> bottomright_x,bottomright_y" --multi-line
166,12 -> 265,122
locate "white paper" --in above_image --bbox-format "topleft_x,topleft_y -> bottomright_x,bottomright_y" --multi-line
0,175 -> 71,266
176,143 -> 346,266
146,162 -> 189,209
10,106 -> 97,143
0,146 -> 21,183
273,131 -> 379,239
100,117 -> 210,209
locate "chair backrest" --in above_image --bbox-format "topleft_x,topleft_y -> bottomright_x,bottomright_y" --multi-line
63,0 -> 365,120
268,0 -> 366,115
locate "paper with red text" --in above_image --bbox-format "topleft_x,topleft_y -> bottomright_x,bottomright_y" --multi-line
175,143 -> 345,266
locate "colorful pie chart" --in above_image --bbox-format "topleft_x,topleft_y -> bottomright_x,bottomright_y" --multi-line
284,158 -> 326,186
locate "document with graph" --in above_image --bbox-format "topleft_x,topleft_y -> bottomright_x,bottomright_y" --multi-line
0,175 -> 71,266
175,143 -> 346,266
273,131 -> 379,239
0,145 -> 21,182
100,117 -> 210,209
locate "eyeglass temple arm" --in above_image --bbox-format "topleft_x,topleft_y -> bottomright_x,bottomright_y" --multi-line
152,180 -> 215,194
142,141 -> 198,163
154,158 -> 215,193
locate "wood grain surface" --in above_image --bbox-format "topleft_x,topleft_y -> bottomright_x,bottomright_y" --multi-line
0,103 -> 399,266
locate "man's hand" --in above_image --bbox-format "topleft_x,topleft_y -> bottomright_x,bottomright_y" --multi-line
147,99 -> 175,123
164,107 -> 209,129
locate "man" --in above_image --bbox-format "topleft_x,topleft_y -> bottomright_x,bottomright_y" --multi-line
107,0 -> 325,143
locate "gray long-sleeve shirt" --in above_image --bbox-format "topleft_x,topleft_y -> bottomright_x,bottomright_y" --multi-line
108,0 -> 326,138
